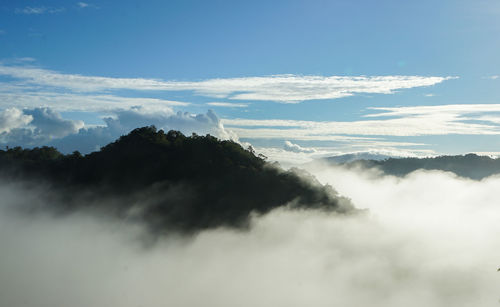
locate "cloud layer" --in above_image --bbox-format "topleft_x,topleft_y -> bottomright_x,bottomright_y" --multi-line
1,166 -> 499,307
224,104 -> 500,138
0,64 -> 452,104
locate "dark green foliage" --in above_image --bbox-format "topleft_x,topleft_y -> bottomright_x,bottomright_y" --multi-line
0,126 -> 353,233
345,153 -> 500,180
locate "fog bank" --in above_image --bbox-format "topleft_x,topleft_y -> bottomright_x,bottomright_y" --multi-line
1,167 -> 500,307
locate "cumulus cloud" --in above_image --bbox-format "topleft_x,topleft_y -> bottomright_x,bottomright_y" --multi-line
0,106 -> 235,153
0,107 -> 83,147
99,106 -> 235,141
0,64 -> 452,103
0,108 -> 33,134
283,141 -> 317,153
24,108 -> 84,138
1,166 -> 500,307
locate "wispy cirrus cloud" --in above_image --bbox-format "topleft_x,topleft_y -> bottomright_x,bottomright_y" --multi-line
77,2 -> 98,9
223,104 -> 500,140
0,90 -> 189,112
15,7 -> 66,15
198,75 -> 454,103
207,102 -> 249,108
0,64 -> 454,103
0,62 -> 190,112
223,104 -> 500,163
365,104 -> 500,118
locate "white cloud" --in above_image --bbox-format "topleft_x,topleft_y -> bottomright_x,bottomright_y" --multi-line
365,104 -> 500,118
15,7 -> 65,15
255,147 -> 329,166
14,57 -> 35,63
223,104 -> 500,139
101,107 -> 236,141
0,65 -> 167,92
0,108 -> 33,134
203,75 -> 454,103
0,107 -> 84,146
207,102 -> 249,108
218,104 -> 500,160
0,89 -> 189,112
0,64 -> 453,103
228,127 -> 376,141
470,151 -> 500,158
77,2 -> 89,8
0,63 -> 192,112
16,7 -> 46,14
256,146 -> 436,167
2,168 -> 500,307
283,141 -> 317,153
24,108 -> 84,138
471,115 -> 500,124
0,106 -> 236,153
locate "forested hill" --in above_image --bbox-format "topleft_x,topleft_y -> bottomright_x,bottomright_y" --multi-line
0,126 -> 354,233
340,154 -> 500,180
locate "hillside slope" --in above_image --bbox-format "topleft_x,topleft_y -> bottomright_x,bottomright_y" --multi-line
0,126 -> 354,233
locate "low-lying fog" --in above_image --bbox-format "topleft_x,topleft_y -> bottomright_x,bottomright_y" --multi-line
1,164 -> 500,307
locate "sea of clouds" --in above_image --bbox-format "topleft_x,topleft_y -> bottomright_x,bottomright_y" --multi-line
1,165 -> 500,307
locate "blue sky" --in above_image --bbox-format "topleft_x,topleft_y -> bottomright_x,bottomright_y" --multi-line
1,0 -> 500,163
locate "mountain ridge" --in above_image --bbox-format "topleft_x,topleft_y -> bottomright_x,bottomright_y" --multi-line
330,153 -> 500,180
0,126 -> 354,233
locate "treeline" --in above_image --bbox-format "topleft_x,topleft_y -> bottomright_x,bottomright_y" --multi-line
0,127 -> 353,233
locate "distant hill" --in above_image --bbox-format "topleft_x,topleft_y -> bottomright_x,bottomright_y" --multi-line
0,126 -> 354,233
339,154 -> 500,180
319,152 -> 396,164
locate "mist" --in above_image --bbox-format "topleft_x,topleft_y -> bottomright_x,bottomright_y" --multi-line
1,165 -> 500,307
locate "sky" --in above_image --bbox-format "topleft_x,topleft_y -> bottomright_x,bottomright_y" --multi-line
1,0 -> 500,163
